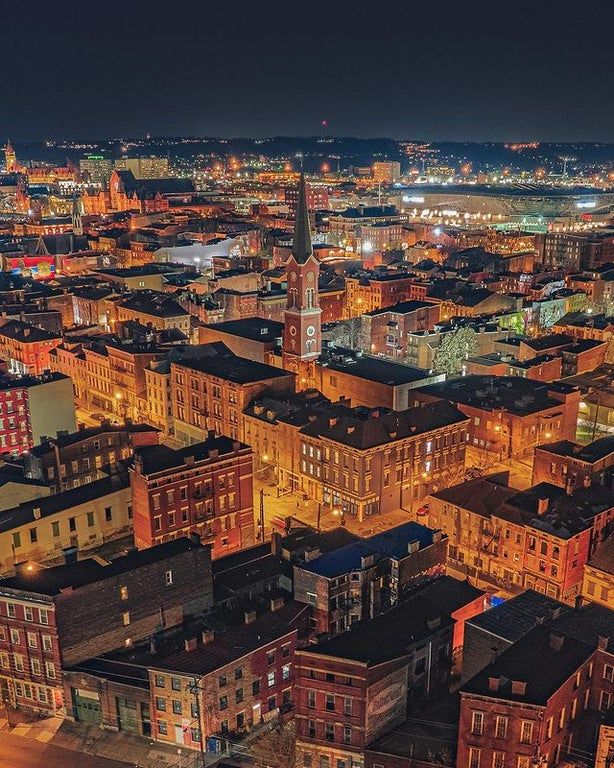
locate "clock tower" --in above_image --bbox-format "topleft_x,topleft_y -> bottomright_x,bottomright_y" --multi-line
282,173 -> 322,388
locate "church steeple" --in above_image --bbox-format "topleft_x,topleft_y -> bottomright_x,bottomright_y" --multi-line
72,194 -> 83,236
282,174 -> 322,388
4,140 -> 16,173
292,173 -> 313,264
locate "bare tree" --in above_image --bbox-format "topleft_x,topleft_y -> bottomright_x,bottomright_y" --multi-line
250,717 -> 296,768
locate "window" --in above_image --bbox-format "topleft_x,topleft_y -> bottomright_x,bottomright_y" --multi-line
10,629 -> 20,644
27,632 -> 37,649
120,586 -> 129,601
52,521 -> 60,538
235,667 -> 243,680
252,679 -> 261,695
219,695 -> 228,711
171,677 -> 181,691
236,688 -> 244,703
495,716 -> 508,739
308,690 -> 316,708
155,697 -> 166,711
69,517 -> 76,532
519,720 -> 534,744
344,697 -> 352,715
469,748 -> 481,768
267,695 -> 276,711
158,720 -> 168,735
545,717 -> 553,739
29,528 -> 37,543
308,720 -> 316,738
282,664 -> 291,681
267,671 -> 276,688
219,675 -> 227,688
517,758 -> 531,768
558,707 -> 565,731
30,658 -> 42,676
172,700 -> 182,715
12,532 -> 21,549
492,752 -> 505,768
87,511 -> 95,527
39,609 -> 49,625
24,606 -> 33,622
471,711 -> 484,736
604,665 -> 614,682
42,635 -> 52,652
45,662 -> 55,679
600,691 -> 612,711
325,723 -> 334,741
14,654 -> 24,672
325,694 -> 335,711
155,675 -> 165,688
7,603 -> 15,618
165,570 -> 173,586
191,727 -> 201,743
105,507 -> 112,522
266,650 -> 275,665
343,725 -> 351,745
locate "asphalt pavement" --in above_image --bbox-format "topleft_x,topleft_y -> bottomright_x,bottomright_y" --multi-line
0,731 -> 128,768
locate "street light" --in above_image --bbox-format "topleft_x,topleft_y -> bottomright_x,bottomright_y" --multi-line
333,506 -> 346,526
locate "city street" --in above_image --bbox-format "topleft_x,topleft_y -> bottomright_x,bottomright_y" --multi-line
0,731 -> 128,768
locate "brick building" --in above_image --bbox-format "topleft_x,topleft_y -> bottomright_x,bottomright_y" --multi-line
171,343 -> 294,444
0,537 -> 212,715
0,372 -> 76,456
458,624 -> 597,768
428,475 -> 614,603
130,435 -> 255,558
295,594 -> 454,768
293,521 -> 447,636
412,376 -> 581,459
345,273 -> 416,317
25,422 -> 160,492
361,300 -> 441,359
0,319 -> 61,375
532,435 -> 614,492
245,395 -> 469,521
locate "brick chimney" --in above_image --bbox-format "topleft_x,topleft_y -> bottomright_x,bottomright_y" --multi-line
537,497 -> 549,515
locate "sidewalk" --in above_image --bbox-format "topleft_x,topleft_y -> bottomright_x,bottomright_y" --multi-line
0,713 -> 202,768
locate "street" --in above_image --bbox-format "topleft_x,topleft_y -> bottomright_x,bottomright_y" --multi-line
0,730 -> 128,768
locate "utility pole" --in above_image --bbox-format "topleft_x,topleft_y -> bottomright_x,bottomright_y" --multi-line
187,678 -> 206,768
259,488 -> 265,541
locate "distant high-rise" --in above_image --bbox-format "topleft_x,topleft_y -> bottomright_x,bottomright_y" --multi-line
79,155 -> 114,187
114,156 -> 169,179
372,161 -> 401,184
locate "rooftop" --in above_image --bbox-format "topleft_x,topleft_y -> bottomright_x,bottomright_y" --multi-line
319,347 -> 439,387
301,521 -> 442,578
461,624 -> 594,705
132,435 -> 249,475
203,317 -> 284,343
175,344 -> 292,385
303,593 -> 453,665
0,537 -> 203,595
466,589 -> 569,643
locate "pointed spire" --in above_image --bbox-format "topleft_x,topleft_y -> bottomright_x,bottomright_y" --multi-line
292,173 -> 313,264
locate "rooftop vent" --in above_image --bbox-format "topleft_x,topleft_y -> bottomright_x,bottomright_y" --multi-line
184,637 -> 197,652
244,609 -> 257,625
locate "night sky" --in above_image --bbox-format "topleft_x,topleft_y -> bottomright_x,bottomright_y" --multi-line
3,0 -> 614,142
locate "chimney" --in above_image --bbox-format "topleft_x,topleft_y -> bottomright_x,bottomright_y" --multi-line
432,531 -> 443,544
149,638 -> 157,655
537,497 -> 549,516
371,409 -> 380,419
271,531 -> 282,556
32,507 -> 41,520
244,609 -> 257,625
184,455 -> 195,467
488,676 -> 500,692
304,547 -> 321,562
511,680 -> 527,697
270,596 -> 285,612
535,613 -> 546,625
184,637 -> 197,652
202,629 -> 215,645
408,540 -> 420,554
329,417 -> 338,427
549,632 -> 564,651
598,635 -> 610,651
189,532 -> 201,546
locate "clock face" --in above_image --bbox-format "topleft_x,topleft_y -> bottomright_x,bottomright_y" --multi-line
307,325 -> 316,337
289,325 -> 297,336
289,271 -> 297,281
